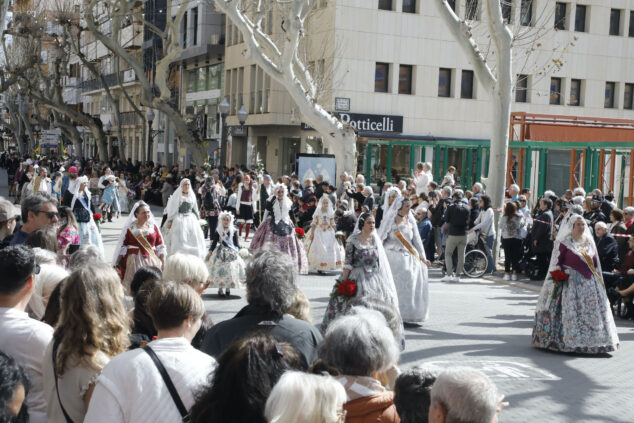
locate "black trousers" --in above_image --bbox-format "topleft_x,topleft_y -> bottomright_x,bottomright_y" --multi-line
502,238 -> 523,273
204,216 -> 218,239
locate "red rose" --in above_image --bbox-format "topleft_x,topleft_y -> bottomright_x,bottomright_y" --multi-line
93,213 -> 102,220
295,228 -> 305,237
337,280 -> 357,297
551,270 -> 569,281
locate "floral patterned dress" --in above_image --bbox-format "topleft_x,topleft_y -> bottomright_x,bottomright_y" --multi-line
57,226 -> 80,252
207,230 -> 246,290
532,239 -> 619,354
323,234 -> 399,328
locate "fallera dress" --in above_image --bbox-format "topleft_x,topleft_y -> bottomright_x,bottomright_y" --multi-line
207,229 -> 246,290
165,199 -> 206,259
250,195 -> 308,275
323,233 -> 400,328
117,224 -> 165,291
532,237 -> 619,354
305,214 -> 344,272
383,220 -> 430,323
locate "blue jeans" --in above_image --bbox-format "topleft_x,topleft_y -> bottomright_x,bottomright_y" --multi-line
484,234 -> 495,273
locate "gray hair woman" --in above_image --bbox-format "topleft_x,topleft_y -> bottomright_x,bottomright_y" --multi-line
201,250 -> 322,366
318,308 -> 400,422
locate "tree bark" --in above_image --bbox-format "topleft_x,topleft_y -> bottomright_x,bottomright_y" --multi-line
215,0 -> 357,176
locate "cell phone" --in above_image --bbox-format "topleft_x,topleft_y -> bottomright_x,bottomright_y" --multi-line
68,244 -> 80,255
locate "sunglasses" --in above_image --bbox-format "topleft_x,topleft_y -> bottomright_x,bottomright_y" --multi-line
38,211 -> 59,219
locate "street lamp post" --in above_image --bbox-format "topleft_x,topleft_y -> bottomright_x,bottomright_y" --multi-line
105,120 -> 113,157
219,97 -> 230,169
146,109 -> 155,163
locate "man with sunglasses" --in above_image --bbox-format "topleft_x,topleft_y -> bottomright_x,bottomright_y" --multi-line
0,246 -> 52,423
0,197 -> 21,249
10,193 -> 59,246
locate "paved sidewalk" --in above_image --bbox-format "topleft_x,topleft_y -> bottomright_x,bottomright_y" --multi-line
2,168 -> 634,422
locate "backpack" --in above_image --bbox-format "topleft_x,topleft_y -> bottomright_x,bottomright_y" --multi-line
203,188 -> 215,210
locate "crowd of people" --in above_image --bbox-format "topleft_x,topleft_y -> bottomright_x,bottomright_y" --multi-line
0,151 -> 632,422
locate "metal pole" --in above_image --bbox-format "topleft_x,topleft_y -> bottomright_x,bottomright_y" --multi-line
147,118 -> 153,163
220,114 -> 227,169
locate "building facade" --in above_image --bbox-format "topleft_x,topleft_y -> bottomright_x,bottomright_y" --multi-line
223,0 -> 634,205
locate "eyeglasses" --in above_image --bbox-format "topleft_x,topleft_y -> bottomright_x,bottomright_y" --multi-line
38,211 -> 59,219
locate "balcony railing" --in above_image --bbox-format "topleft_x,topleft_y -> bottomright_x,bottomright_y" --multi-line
79,70 -> 139,93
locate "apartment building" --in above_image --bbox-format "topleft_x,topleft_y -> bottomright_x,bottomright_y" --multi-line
162,0 -> 225,167
79,1 -> 145,160
223,0 -> 634,204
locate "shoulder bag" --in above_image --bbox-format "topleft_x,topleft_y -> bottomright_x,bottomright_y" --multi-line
143,346 -> 190,422
52,338 -> 75,423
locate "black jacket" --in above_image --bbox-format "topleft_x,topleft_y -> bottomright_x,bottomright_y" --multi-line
530,210 -> 553,253
336,211 -> 357,236
444,201 -> 470,236
201,305 -> 323,367
595,233 -> 620,272
208,230 -> 241,252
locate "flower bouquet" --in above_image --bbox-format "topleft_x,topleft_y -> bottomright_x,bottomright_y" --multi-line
324,279 -> 358,323
295,227 -> 305,240
199,219 -> 209,230
550,269 -> 569,299
93,213 -> 102,231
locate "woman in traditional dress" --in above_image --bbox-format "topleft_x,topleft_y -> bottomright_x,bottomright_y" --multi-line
379,196 -> 431,325
305,196 -> 344,273
250,184 -> 308,275
116,172 -> 130,214
99,175 -> 120,222
532,214 -> 619,354
236,174 -> 257,240
113,201 -> 166,292
323,212 -> 401,331
205,211 -> 246,297
164,178 -> 206,258
376,186 -> 401,230
70,175 -> 104,255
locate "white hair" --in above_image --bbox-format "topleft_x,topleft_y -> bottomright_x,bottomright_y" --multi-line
32,247 -> 59,266
572,195 -> 585,206
355,174 -> 365,184
430,367 -> 500,423
543,190 -> 556,199
509,184 -> 520,194
163,253 -> 209,285
69,245 -> 104,270
623,207 -> 634,216
594,221 -> 608,231
28,264 -> 69,320
265,371 -> 346,423
573,187 -> 586,197
473,182 -> 483,192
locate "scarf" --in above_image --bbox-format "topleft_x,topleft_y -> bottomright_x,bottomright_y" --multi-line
336,375 -> 386,402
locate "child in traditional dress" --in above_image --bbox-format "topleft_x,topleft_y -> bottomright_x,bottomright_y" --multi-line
205,211 -> 246,297
305,196 -> 344,273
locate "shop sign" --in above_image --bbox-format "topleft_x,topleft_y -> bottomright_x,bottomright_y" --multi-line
334,97 -> 350,111
336,112 -> 403,133
301,112 -> 403,133
229,125 -> 248,137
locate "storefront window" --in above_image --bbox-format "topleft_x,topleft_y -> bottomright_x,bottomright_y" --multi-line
391,145 -> 411,180
546,150 -> 570,196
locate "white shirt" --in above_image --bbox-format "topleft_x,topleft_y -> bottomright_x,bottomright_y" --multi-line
414,171 -> 432,196
472,207 -> 495,237
84,337 -> 216,423
0,307 -> 54,423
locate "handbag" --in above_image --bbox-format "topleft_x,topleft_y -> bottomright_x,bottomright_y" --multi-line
143,346 -> 190,422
